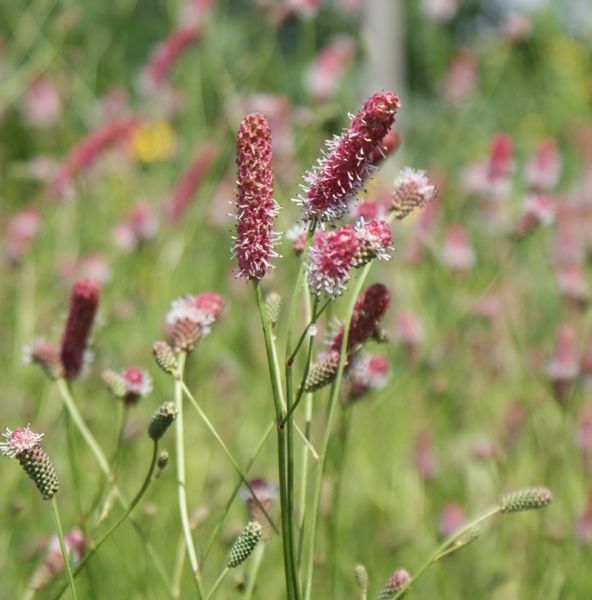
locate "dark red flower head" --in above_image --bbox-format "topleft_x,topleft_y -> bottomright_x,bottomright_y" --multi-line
297,91 -> 400,222
330,283 -> 391,352
234,112 -> 278,279
60,279 -> 100,379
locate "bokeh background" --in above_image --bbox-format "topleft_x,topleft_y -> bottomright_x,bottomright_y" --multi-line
1,0 -> 592,597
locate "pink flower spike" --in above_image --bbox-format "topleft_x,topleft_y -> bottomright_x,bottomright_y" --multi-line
391,167 -> 437,220
4,207 -> 40,266
60,279 -> 100,379
353,218 -> 392,266
547,324 -> 579,403
487,133 -> 513,183
524,138 -> 561,192
441,224 -> 475,274
0,425 -> 44,458
305,36 -> 354,101
234,113 -> 279,279
297,91 -> 400,222
514,194 -> 555,238
330,283 -> 391,352
349,353 -> 389,397
306,225 -> 359,298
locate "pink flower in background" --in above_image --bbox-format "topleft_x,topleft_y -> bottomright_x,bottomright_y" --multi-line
243,94 -> 294,158
233,113 -> 278,279
393,310 -> 424,362
501,401 -> 524,447
285,223 -> 308,255
438,503 -> 465,537
163,143 -> 217,222
50,116 -> 138,198
307,225 -> 359,298
421,0 -> 458,22
112,202 -> 158,252
414,428 -> 436,481
524,138 -> 561,192
370,130 -> 401,166
4,207 -> 40,266
57,253 -> 111,287
181,0 -> 214,23
352,198 -> 387,221
60,279 -> 100,379
139,24 -> 201,94
22,75 -> 61,127
334,0 -> 362,14
575,407 -> 592,471
391,167 -> 437,220
286,0 -> 322,18
556,263 -> 590,307
546,324 -> 579,403
487,133 -> 513,183
441,50 -> 477,106
352,218 -> 392,266
501,12 -> 532,41
297,91 -> 400,222
575,488 -> 592,545
305,36 -> 354,101
441,225 -> 475,274
348,353 -> 389,397
405,190 -> 440,263
513,193 -> 555,238
552,202 -> 586,269
120,367 -> 153,405
471,437 -> 500,461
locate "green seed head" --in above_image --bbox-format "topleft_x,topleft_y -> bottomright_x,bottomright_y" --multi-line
151,341 -> 179,376
148,402 -> 177,441
500,487 -> 552,514
375,568 -> 410,600
157,450 -> 169,470
354,564 -> 369,593
18,445 -> 60,500
226,521 -> 263,568
304,351 -> 341,392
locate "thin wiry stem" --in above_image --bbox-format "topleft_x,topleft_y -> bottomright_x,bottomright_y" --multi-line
205,567 -> 229,600
244,542 -> 266,600
50,497 -> 77,600
174,352 -> 205,599
54,378 -> 172,595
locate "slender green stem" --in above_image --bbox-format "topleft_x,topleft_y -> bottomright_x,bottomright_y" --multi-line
54,443 -> 160,599
203,420 -> 274,561
303,262 -> 373,600
286,298 -> 330,366
174,352 -> 205,599
54,378 -> 172,594
392,506 -> 502,599
244,542 -> 266,600
206,567 -> 229,600
172,534 -> 186,598
179,381 -> 278,534
254,280 -> 295,600
50,497 -> 77,600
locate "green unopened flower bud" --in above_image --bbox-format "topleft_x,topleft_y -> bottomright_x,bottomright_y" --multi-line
375,568 -> 410,600
304,351 -> 341,392
354,564 -> 369,594
263,293 -> 282,326
148,402 -> 177,441
101,369 -> 126,399
151,341 -> 178,376
372,327 -> 390,344
500,487 -> 552,514
226,521 -> 262,568
157,450 -> 169,470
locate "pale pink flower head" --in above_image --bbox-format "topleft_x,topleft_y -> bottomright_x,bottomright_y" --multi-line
501,401 -> 524,447
547,324 -> 579,402
348,353 -> 389,397
239,477 -> 278,503
112,202 -> 158,252
307,225 -> 359,298
296,91 -> 400,222
120,367 -> 153,405
501,12 -> 532,41
0,425 -> 44,458
552,202 -> 585,268
393,310 -> 424,362
285,0 -> 322,18
438,502 -> 465,537
471,437 -> 500,461
556,263 -> 590,307
4,207 -> 40,266
243,94 -> 293,158
233,113 -> 279,279
57,253 -> 111,287
352,198 -> 387,221
524,138 -> 561,192
352,219 -> 392,266
441,224 -> 475,274
23,338 -> 64,380
421,0 -> 458,22
487,134 -> 513,183
413,428 -> 435,481
305,35 -> 354,101
285,223 -> 308,255
513,193 -> 555,238
22,75 -> 61,128
440,50 -> 477,106
391,167 -> 437,220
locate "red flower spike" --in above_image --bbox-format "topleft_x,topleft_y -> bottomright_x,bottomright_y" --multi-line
60,279 -> 100,379
234,113 -> 279,279
330,283 -> 391,352
297,91 -> 400,222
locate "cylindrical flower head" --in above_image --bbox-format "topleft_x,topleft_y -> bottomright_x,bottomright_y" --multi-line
354,564 -> 369,594
148,401 -> 177,441
500,487 -> 552,513
375,568 -> 410,600
352,219 -> 392,267
391,167 -> 437,220
226,521 -> 263,568
305,351 -> 341,392
330,283 -> 391,353
0,426 -> 59,500
60,279 -> 100,379
23,339 -> 64,380
152,341 -> 179,376
234,112 -> 278,279
307,225 -> 359,298
297,91 -> 400,222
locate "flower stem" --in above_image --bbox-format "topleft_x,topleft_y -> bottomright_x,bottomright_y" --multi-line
244,542 -> 266,600
254,279 -> 296,600
392,506 -> 502,599
206,567 -> 229,600
54,378 -> 172,594
179,380 -> 278,534
50,497 -> 77,600
53,442 -> 160,599
174,352 -> 205,599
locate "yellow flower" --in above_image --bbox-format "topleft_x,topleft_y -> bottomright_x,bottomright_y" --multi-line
130,120 -> 176,163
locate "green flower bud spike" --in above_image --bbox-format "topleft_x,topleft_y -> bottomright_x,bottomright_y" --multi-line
375,568 -> 410,600
226,521 -> 263,568
151,341 -> 179,377
263,292 -> 282,326
355,563 -> 369,596
500,487 -> 553,514
304,351 -> 341,392
148,402 -> 177,441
